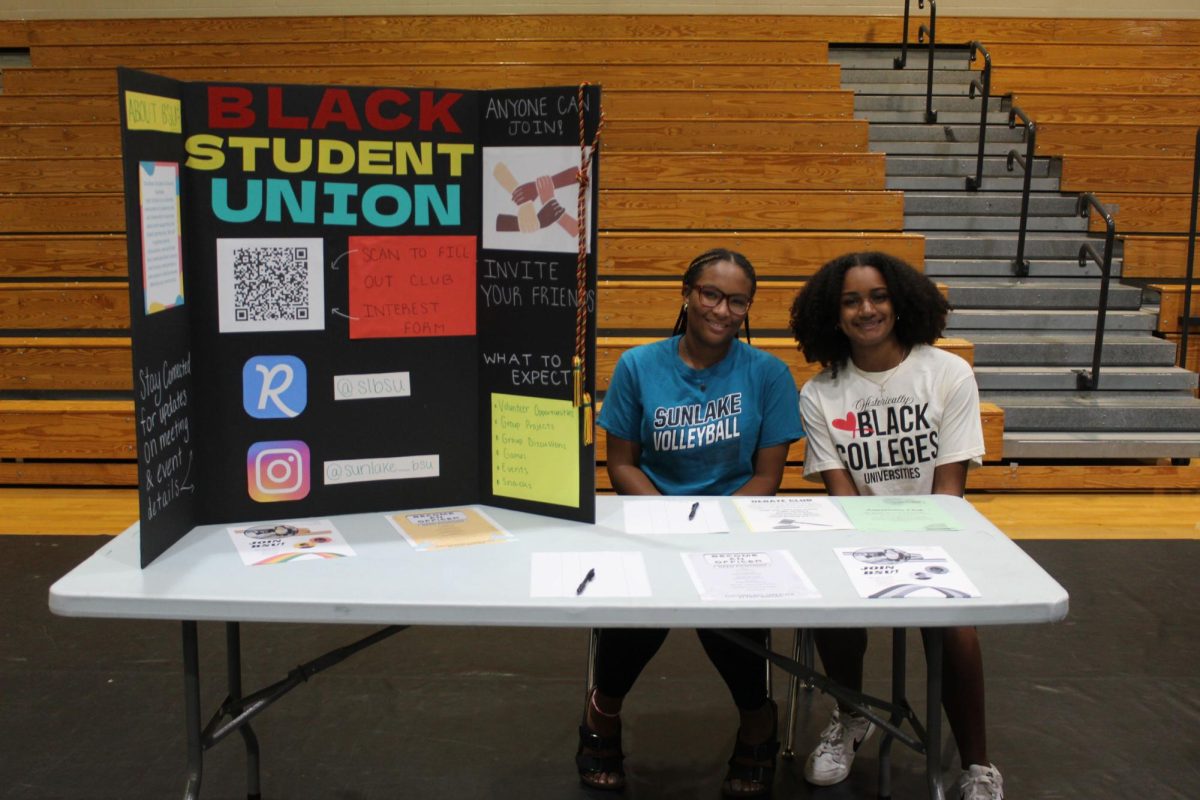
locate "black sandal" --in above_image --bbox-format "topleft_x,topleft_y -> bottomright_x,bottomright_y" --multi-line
575,691 -> 626,791
721,700 -> 780,798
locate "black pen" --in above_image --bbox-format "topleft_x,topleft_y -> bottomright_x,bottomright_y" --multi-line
576,567 -> 596,595
688,502 -> 699,521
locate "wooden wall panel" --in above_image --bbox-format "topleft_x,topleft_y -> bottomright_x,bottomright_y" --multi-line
603,152 -> 885,191
0,234 -> 127,279
0,400 -> 136,459
1060,156 -> 1196,194
0,195 -> 124,234
30,39 -> 831,68
1122,236 -> 1200,280
600,190 -> 904,231
0,338 -> 132,391
2,64 -> 843,95
602,119 -> 868,152
0,283 -> 129,330
599,232 -> 925,277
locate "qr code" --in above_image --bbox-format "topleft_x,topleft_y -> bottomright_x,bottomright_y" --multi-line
217,238 -> 324,333
232,246 -> 310,322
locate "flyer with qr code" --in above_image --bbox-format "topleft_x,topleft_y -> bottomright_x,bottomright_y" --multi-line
118,69 -> 600,566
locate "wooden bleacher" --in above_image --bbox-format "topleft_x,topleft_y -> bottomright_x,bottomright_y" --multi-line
1,13 -> 1198,493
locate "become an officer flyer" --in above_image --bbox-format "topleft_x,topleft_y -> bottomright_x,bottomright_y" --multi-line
387,507 -> 513,551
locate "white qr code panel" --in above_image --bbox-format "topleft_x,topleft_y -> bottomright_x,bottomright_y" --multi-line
217,238 -> 325,333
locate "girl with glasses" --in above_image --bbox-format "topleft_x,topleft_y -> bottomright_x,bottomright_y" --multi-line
578,249 -> 804,797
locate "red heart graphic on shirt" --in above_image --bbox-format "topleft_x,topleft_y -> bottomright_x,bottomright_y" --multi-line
831,412 -> 857,436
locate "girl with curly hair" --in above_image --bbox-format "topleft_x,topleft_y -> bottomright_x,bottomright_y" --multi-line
788,252 -> 1004,800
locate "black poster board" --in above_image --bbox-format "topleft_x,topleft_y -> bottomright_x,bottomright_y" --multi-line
118,70 -> 599,566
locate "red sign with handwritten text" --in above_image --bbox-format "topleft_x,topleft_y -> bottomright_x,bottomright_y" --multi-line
348,235 -> 476,339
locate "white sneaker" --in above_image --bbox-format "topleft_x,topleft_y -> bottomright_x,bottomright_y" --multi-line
803,707 -> 876,786
958,763 -> 1004,800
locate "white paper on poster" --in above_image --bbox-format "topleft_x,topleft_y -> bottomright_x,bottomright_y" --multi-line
681,550 -> 820,602
216,237 -> 325,332
138,161 -> 184,314
482,146 -> 593,254
530,551 -> 652,598
323,455 -> 439,485
333,371 -> 412,401
732,496 -> 855,532
834,545 -> 981,599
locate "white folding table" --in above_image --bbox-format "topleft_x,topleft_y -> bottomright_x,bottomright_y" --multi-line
50,495 -> 1068,800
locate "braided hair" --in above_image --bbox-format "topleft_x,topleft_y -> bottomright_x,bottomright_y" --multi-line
670,248 -> 757,343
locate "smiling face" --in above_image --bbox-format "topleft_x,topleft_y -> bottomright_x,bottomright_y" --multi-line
838,265 -> 899,356
683,259 -> 753,350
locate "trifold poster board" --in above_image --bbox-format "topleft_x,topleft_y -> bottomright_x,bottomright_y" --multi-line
118,69 -> 600,566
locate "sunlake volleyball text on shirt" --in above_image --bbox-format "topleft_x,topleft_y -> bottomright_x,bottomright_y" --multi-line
652,392 -> 742,451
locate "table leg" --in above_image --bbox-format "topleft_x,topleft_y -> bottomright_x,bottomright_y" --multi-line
781,630 -> 805,759
877,628 -> 907,799
226,623 -> 262,800
584,627 -> 599,701
925,629 -> 946,800
182,621 -> 202,800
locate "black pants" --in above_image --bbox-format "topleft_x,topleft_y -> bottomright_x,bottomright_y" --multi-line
593,627 -> 769,710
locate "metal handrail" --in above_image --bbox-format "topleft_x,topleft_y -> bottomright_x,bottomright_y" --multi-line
917,0 -> 938,123
966,41 -> 992,191
895,0 -> 913,69
1075,193 -> 1117,391
1006,104 -> 1037,277
1181,127 -> 1199,373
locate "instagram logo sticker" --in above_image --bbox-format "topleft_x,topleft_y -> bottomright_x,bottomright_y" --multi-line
247,441 -> 310,503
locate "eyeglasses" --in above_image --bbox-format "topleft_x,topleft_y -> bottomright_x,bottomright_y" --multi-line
693,284 -> 752,315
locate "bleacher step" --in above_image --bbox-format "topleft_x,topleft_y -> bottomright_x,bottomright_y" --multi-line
925,258 -> 1118,279
973,366 -> 1198,392
889,176 -> 1062,191
925,234 -> 1124,260
858,110 -> 1004,124
905,194 -> 1079,216
856,95 -> 1004,112
887,155 -> 1055,177
840,67 -> 980,83
944,279 -> 1141,309
872,140 -> 1028,156
965,333 -> 1177,366
1001,431 -> 1200,459
983,393 -> 1200,432
830,49 -> 972,69
869,124 -> 1026,144
906,215 -> 1089,233
949,309 -> 1156,331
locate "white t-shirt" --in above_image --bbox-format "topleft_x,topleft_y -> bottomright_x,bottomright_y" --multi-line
800,344 -> 984,496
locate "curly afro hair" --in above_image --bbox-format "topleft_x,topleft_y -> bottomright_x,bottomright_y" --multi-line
788,251 -> 949,377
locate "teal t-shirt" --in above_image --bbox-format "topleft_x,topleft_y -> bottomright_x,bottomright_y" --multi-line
597,336 -> 804,496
